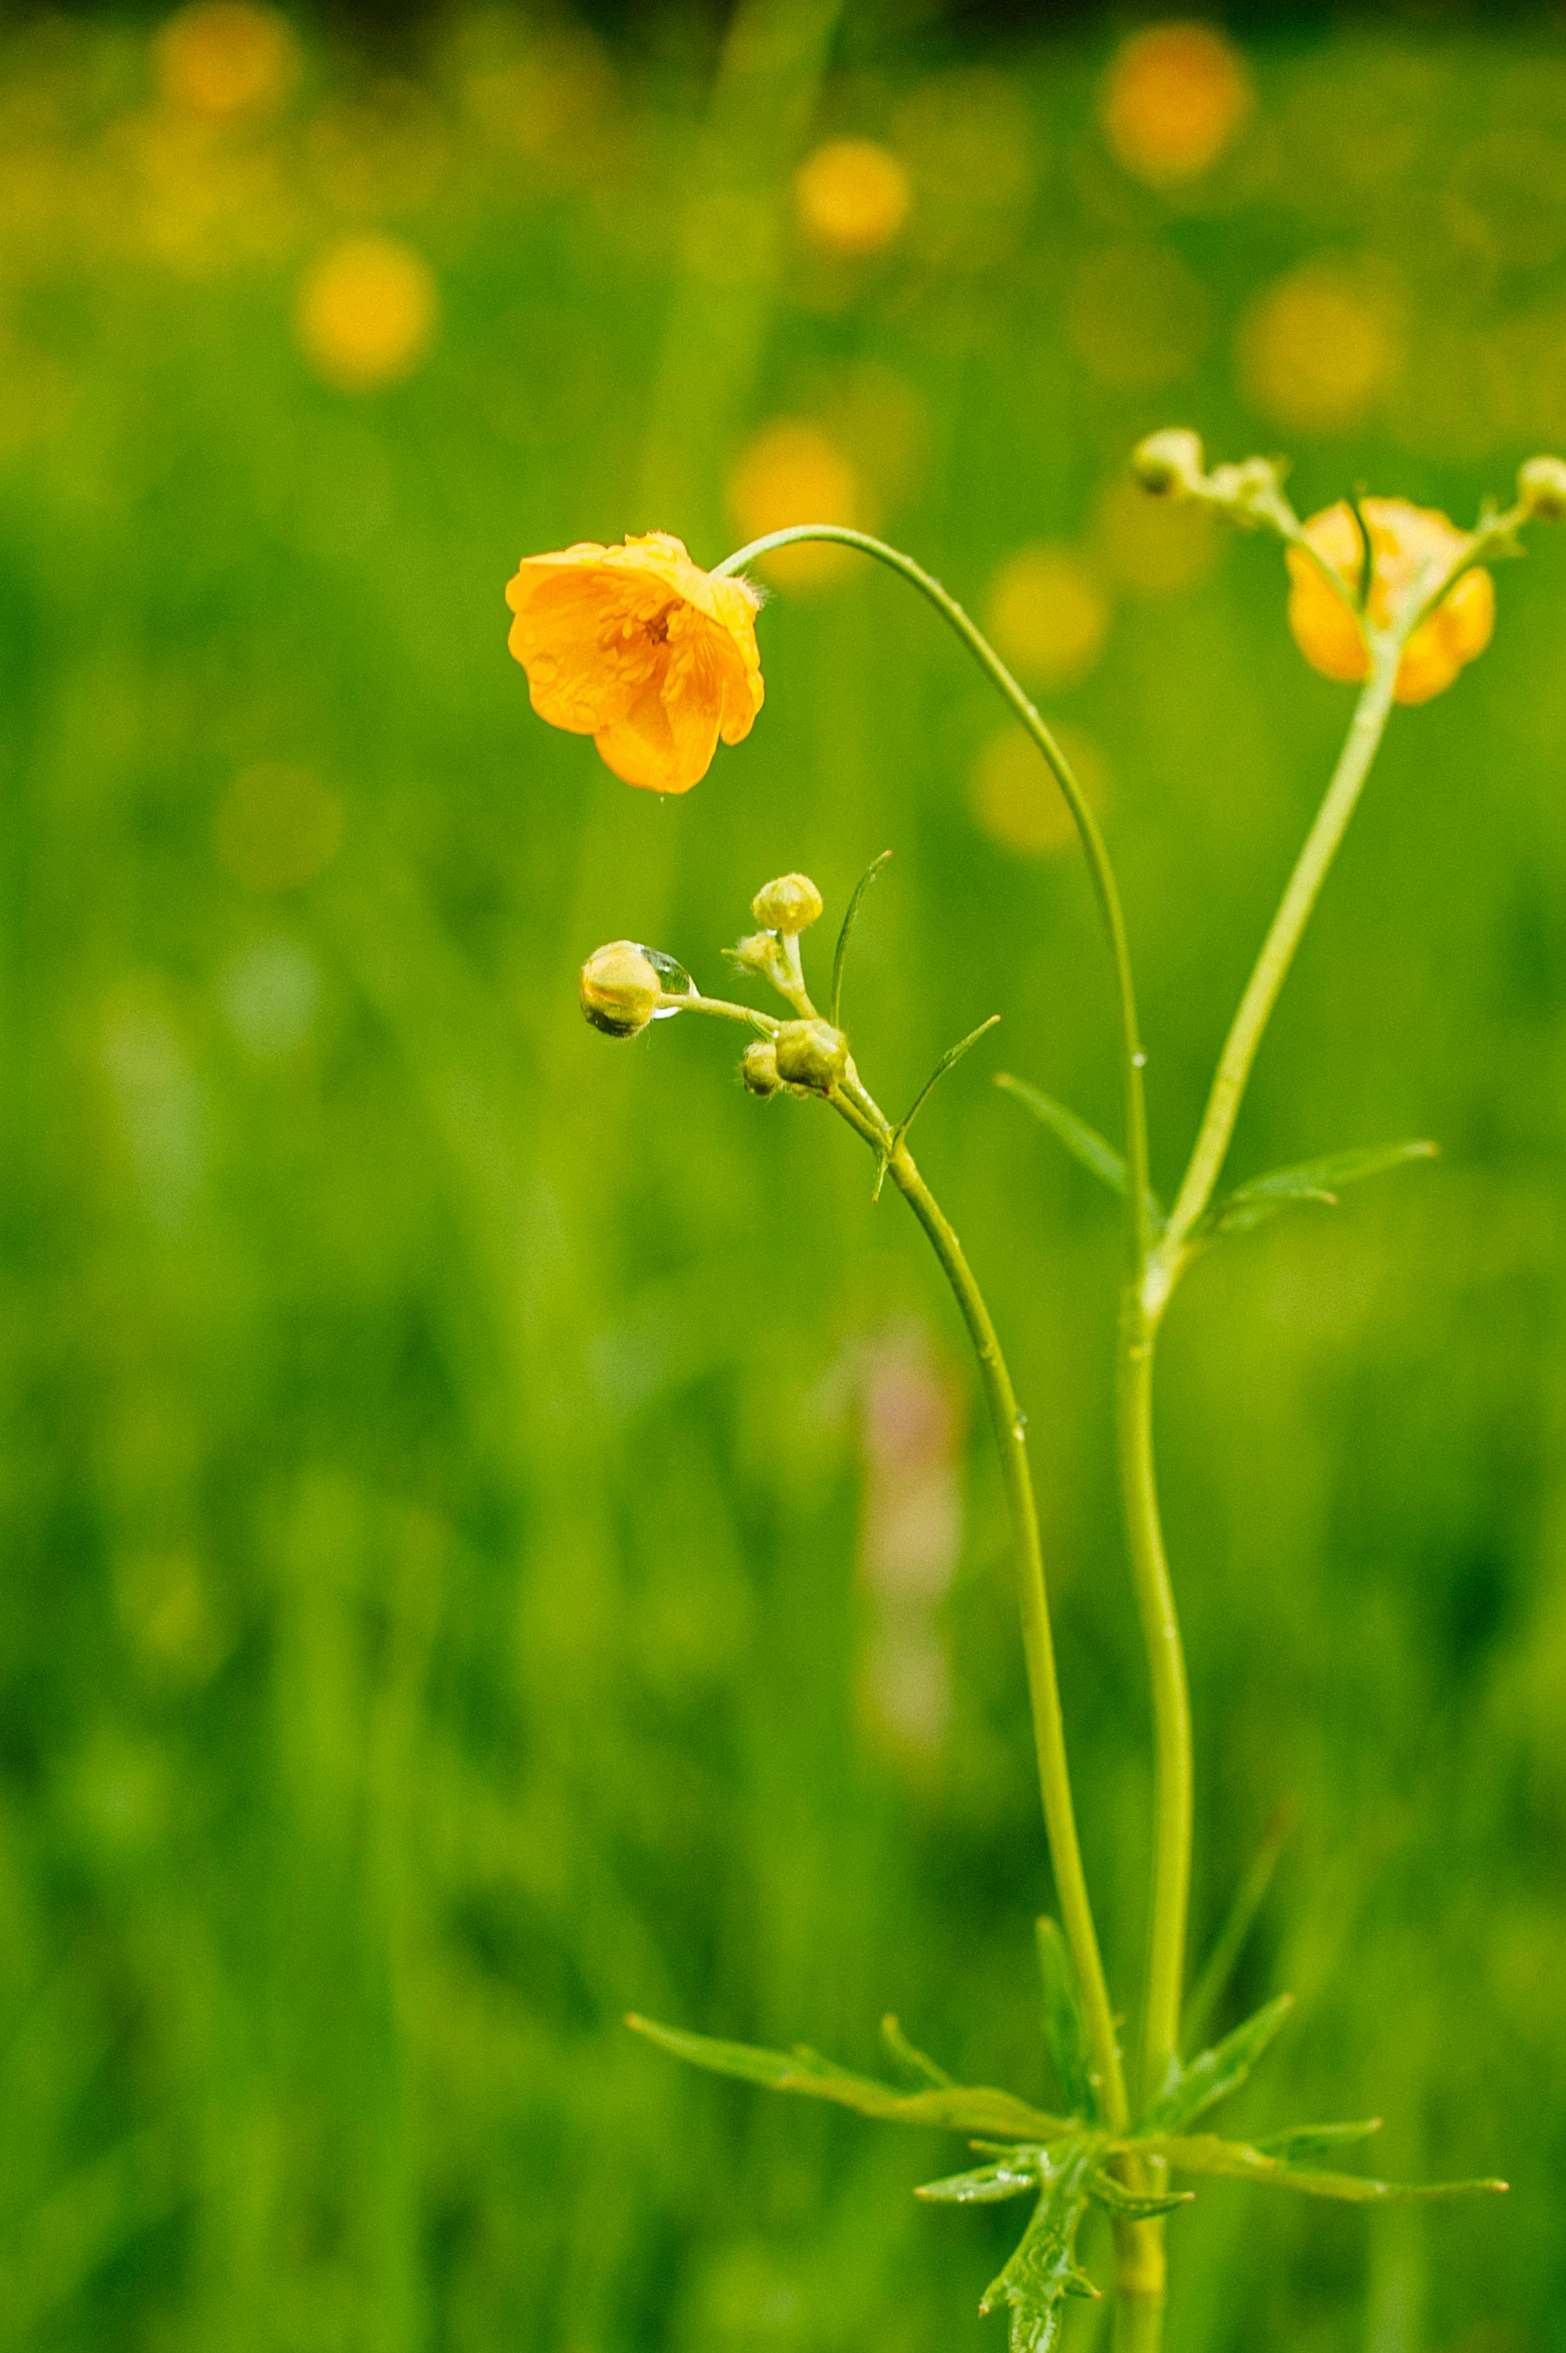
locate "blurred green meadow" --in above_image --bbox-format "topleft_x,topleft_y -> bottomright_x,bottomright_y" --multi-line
1,0 -> 1564,2345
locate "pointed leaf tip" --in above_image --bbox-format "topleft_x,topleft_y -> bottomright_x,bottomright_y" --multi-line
1136,1992 -> 1295,2137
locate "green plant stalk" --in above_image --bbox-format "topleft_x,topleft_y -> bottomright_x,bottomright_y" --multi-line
1125,647 -> 1404,2144
715,522 -> 1168,2310
1160,648 -> 1402,1263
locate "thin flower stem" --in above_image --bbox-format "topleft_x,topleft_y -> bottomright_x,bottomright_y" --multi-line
713,523 -> 1151,1266
1160,649 -> 1401,1263
879,1129 -> 1131,2138
714,522 -> 1168,2314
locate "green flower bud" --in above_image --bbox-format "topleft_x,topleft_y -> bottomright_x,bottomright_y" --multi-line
751,873 -> 824,935
774,1018 -> 848,1093
580,939 -> 662,1038
1130,428 -> 1206,498
732,931 -> 783,975
741,1039 -> 782,1096
1519,454 -> 1566,521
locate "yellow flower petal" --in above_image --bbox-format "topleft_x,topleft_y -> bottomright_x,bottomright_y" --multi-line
1286,498 -> 1492,702
504,534 -> 763,792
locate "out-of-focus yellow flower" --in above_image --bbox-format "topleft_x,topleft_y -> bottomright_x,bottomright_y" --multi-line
1240,268 -> 1401,432
505,534 -> 763,795
794,139 -> 911,256
970,723 -> 1110,857
985,547 -> 1110,688
727,420 -> 864,588
295,237 -> 439,392
154,2 -> 299,121
1287,501 -> 1495,705
1102,22 -> 1253,187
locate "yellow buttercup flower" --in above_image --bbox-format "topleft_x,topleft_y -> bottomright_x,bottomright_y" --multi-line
1287,499 -> 1495,706
505,533 -> 763,794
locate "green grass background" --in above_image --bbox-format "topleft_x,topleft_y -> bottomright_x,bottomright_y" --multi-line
0,2 -> 1562,2346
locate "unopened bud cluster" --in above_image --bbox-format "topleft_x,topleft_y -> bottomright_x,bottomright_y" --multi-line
1518,455 -> 1566,523
1131,429 -> 1293,537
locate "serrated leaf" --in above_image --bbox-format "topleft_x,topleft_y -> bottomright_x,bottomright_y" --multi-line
625,2015 -> 1073,2141
978,2145 -> 1096,2353
1256,2120 -> 1383,2163
1087,2167 -> 1194,2220
1035,1918 -> 1097,2123
881,2014 -> 953,2089
916,2153 -> 1040,2204
1142,2132 -> 1507,2203
1136,1994 -> 1294,2137
1203,1141 -> 1438,1240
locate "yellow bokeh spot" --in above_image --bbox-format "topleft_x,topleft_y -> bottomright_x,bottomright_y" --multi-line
985,547 -> 1110,689
1102,21 -> 1254,188
154,2 -> 300,121
794,139 -> 912,257
1096,474 -> 1217,597
1240,267 -> 1401,432
295,237 -> 439,392
727,420 -> 865,588
971,724 -> 1110,858
213,766 -> 344,891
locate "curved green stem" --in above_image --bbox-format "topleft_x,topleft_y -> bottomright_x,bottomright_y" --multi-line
879,1127 -> 1130,2137
714,524 -> 1151,1269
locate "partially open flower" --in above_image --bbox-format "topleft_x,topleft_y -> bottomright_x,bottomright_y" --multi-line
1287,500 -> 1495,706
580,941 -> 663,1037
751,873 -> 823,934
506,534 -> 764,794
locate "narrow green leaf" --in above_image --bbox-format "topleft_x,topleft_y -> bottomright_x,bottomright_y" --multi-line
1183,1796 -> 1297,2052
1087,2167 -> 1194,2220
1256,2120 -> 1383,2163
978,2145 -> 1096,2353
831,850 -> 892,1028
1204,1140 -> 1438,1240
625,2015 -> 1073,2140
1136,1993 -> 1295,2136
882,2014 -> 953,2089
897,1016 -> 1001,1146
994,1076 -> 1126,1194
1141,2131 -> 1507,2205
916,2154 -> 1039,2205
1035,1918 -> 1097,2123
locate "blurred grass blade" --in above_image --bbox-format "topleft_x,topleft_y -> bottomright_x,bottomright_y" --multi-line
1143,2132 -> 1507,2203
1183,1795 -> 1297,2052
831,850 -> 892,1027
1257,2120 -> 1383,2162
915,2155 -> 1038,2204
1137,1993 -> 1295,2136
882,2014 -> 953,2088
626,2015 -> 1073,2138
897,1016 -> 1001,1145
1087,2168 -> 1193,2219
1204,1141 -> 1439,1240
1035,1917 -> 1097,2122
995,1076 -> 1126,1193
